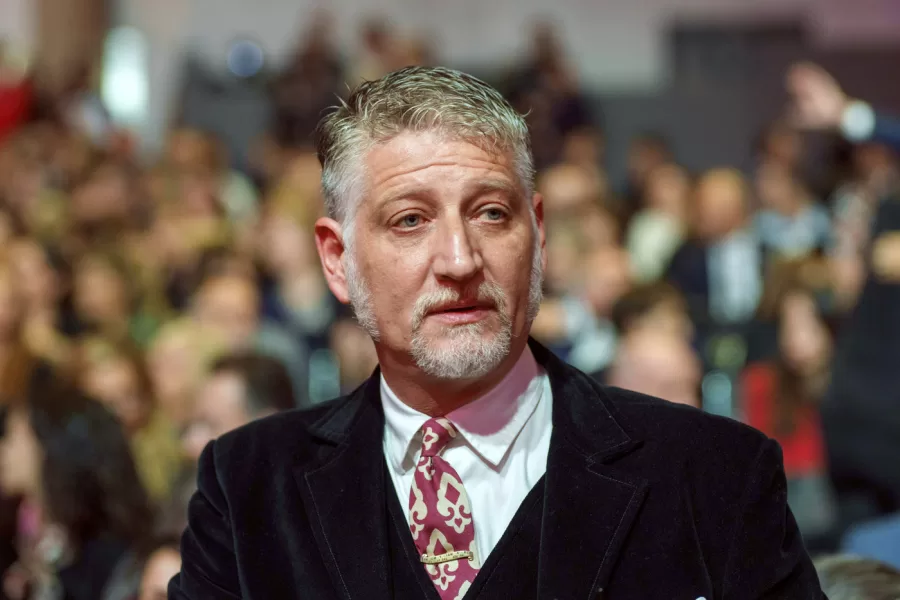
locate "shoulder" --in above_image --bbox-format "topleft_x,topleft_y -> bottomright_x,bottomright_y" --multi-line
211,395 -> 352,470
598,384 -> 770,468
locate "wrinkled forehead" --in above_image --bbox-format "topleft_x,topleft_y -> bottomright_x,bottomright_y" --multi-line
358,129 -> 522,199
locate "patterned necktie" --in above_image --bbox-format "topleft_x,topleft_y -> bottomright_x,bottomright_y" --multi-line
408,417 -> 480,599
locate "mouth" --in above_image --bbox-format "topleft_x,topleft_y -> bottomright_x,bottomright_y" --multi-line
426,302 -> 494,325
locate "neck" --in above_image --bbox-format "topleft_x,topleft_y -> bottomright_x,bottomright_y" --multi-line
378,338 -> 529,417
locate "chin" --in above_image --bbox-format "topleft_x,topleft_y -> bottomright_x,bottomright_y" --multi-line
410,323 -> 512,380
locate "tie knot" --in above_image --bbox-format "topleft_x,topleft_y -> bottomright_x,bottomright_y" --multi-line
419,418 -> 458,458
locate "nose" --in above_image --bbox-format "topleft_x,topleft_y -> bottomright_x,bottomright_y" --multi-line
431,218 -> 483,283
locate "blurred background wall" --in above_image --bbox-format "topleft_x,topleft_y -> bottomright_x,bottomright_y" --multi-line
6,0 -> 896,174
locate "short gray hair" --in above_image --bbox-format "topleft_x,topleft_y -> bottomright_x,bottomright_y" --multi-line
315,66 -> 534,229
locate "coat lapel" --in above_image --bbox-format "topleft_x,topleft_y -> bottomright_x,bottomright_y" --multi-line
295,375 -> 393,600
532,341 -> 649,599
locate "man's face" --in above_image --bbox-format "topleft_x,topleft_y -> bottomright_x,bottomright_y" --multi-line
322,131 -> 545,380
182,371 -> 250,461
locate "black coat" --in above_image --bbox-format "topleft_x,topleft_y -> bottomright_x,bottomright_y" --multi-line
169,341 -> 823,599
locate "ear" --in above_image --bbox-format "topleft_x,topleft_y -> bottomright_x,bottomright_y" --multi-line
532,192 -> 548,272
314,217 -> 350,304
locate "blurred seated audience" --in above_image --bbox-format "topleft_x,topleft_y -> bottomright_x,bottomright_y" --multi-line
182,352 -> 297,462
138,537 -> 181,600
189,272 -> 309,406
754,159 -> 832,258
0,377 -> 153,600
75,336 -> 183,505
145,318 -> 225,431
606,328 -> 701,408
626,163 -> 690,282
814,554 -> 900,600
666,168 -> 763,326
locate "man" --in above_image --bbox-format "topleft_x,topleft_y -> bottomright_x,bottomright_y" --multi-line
181,352 -> 296,462
666,168 -> 765,327
170,66 -> 823,599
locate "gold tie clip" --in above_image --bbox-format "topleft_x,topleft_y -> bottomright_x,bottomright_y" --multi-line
420,550 -> 474,565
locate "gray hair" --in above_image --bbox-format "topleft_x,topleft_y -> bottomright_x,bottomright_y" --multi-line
314,66 -> 534,237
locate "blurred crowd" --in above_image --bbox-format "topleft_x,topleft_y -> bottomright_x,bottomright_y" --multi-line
0,14 -> 897,600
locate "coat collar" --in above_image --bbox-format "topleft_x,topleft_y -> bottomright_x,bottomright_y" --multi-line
298,339 -> 648,599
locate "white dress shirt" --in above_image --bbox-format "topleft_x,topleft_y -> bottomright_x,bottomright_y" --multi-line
381,346 -> 553,565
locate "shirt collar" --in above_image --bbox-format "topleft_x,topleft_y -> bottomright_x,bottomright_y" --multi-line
381,346 -> 545,473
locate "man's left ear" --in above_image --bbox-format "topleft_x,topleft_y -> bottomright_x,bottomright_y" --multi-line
532,192 -> 548,270
314,217 -> 351,304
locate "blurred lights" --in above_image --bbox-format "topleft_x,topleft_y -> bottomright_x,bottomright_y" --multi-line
101,27 -> 149,128
227,40 -> 265,78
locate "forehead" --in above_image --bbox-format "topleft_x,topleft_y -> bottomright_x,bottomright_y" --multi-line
361,130 -> 520,202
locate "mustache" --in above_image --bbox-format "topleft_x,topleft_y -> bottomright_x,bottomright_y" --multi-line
411,282 -> 509,332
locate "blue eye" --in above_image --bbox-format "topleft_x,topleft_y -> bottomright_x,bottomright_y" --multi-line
400,214 -> 421,228
483,208 -> 505,221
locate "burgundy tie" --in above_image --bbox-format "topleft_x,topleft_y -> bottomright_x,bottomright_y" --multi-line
408,417 -> 480,599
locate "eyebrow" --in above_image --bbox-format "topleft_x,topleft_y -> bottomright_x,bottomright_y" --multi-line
464,179 -> 521,203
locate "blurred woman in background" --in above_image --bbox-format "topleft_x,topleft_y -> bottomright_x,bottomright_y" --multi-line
75,336 -> 183,505
0,377 -> 153,599
742,258 -> 835,541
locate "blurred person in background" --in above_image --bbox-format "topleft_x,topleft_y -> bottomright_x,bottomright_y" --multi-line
145,318 -> 225,432
667,168 -> 763,327
756,121 -> 805,177
162,128 -> 259,229
8,238 -> 75,366
566,246 -> 632,373
327,318 -> 378,394
257,201 -> 338,357
536,162 -> 604,218
610,282 -> 693,344
622,132 -> 672,209
606,328 -> 701,408
626,162 -> 691,282
75,336 -> 183,505
271,11 -> 344,149
189,272 -> 309,406
0,42 -> 33,144
754,159 -> 832,258
814,555 -> 900,600
742,258 -> 835,539
531,245 -> 631,368
71,250 -> 160,347
788,62 -> 900,537
787,62 -> 900,154
138,537 -> 180,600
0,259 -> 38,402
351,18 -> 398,84
182,352 -> 296,462
0,377 -> 153,600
